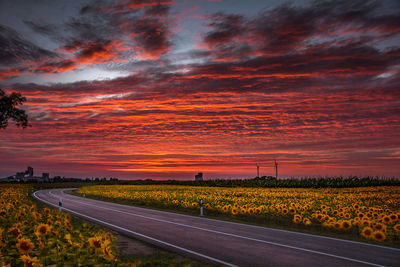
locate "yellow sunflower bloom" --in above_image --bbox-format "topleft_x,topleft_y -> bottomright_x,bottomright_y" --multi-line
35,224 -> 50,235
17,238 -> 35,254
88,236 -> 103,249
8,227 -> 21,238
20,255 -> 42,267
341,220 -> 351,230
361,227 -> 373,239
372,231 -> 386,242
102,240 -> 115,260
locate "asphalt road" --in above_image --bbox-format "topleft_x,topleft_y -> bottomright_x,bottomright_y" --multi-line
33,189 -> 400,267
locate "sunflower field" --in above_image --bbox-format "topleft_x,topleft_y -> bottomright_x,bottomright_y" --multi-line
0,184 -> 127,266
77,185 -> 400,245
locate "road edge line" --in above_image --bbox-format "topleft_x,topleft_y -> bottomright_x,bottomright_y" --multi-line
33,190 -> 238,267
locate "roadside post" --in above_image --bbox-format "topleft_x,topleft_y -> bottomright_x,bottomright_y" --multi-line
200,199 -> 203,217
58,197 -> 62,214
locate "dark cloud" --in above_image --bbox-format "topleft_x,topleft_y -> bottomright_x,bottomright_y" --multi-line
131,18 -> 171,59
80,5 -> 92,15
144,4 -> 170,17
23,20 -> 56,36
22,0 -> 172,63
204,13 -> 245,46
0,24 -> 57,66
202,0 -> 400,60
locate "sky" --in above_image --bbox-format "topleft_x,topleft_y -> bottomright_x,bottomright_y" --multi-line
0,0 -> 399,180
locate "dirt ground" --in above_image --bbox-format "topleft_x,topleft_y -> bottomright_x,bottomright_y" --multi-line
114,232 -> 161,256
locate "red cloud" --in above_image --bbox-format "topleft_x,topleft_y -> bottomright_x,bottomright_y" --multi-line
0,68 -> 21,81
74,40 -> 125,64
124,0 -> 173,9
34,60 -> 76,74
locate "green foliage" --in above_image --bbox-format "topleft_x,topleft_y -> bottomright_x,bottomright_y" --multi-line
0,89 -> 30,129
106,176 -> 400,188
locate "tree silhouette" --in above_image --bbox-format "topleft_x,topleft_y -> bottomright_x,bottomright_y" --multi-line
0,89 -> 30,129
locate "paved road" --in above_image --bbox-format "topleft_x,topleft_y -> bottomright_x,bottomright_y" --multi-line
33,189 -> 400,267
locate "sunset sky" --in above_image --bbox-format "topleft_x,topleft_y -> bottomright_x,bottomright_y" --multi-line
1,0 -> 399,180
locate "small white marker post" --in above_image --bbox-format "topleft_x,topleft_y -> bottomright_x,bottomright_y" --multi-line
58,197 -> 62,214
200,199 -> 203,217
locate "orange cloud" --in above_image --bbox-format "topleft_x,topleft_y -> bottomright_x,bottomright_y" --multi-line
124,0 -> 173,9
74,40 -> 125,65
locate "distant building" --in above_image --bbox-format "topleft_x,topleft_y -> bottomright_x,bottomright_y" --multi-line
195,172 -> 203,181
26,166 -> 33,177
13,167 -> 50,182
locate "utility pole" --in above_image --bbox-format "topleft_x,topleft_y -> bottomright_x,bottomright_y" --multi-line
256,163 -> 260,178
274,159 -> 278,179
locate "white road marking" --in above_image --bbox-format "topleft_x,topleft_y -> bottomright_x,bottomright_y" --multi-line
42,189 -> 387,267
33,190 -> 238,267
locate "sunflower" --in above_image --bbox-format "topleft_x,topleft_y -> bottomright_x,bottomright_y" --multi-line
333,222 -> 341,230
293,215 -> 301,224
389,214 -> 398,222
374,223 -> 387,232
65,220 -> 73,231
43,208 -> 50,215
20,255 -> 42,267
102,240 -> 115,261
17,238 -> 35,254
248,208 -> 254,215
382,216 -> 391,224
36,224 -> 50,235
372,231 -> 386,242
393,224 -> 400,233
361,227 -> 373,239
341,220 -> 351,230
8,227 -> 21,238
231,208 -> 238,215
302,218 -> 311,226
65,234 -> 73,246
88,236 -> 102,249
361,220 -> 371,227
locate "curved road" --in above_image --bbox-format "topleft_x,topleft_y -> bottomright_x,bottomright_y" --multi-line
33,189 -> 400,267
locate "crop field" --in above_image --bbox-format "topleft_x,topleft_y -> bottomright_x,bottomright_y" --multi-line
77,185 -> 400,246
0,184 -> 128,266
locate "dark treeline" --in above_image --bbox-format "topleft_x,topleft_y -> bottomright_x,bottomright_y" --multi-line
8,176 -> 399,189
108,176 -> 400,188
